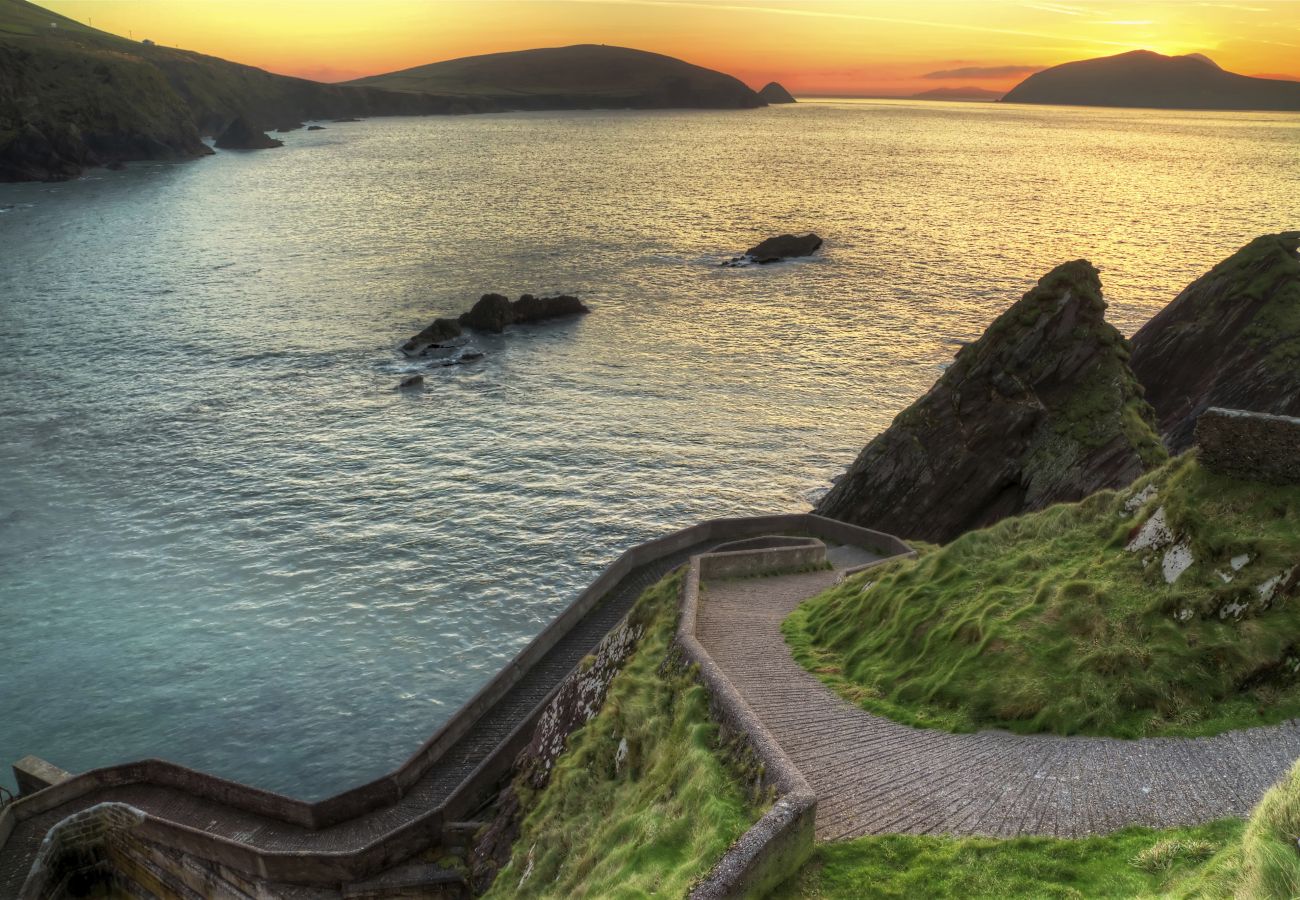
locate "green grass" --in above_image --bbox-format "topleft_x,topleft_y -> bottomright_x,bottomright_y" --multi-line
484,570 -> 766,899
773,756 -> 1300,899
785,454 -> 1300,738
768,821 -> 1243,899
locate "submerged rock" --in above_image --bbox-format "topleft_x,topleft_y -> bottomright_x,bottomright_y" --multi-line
1129,232 -> 1300,452
397,374 -> 424,389
214,117 -> 283,150
724,233 -> 822,266
815,260 -> 1166,543
306,125 -> 326,131
401,317 -> 463,356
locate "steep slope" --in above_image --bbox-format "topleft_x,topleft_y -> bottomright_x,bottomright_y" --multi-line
758,81 -> 796,103
348,44 -> 765,110
792,455 -> 1300,738
1130,233 -> 1300,452
0,0 -> 496,180
1002,50 -> 1300,110
815,260 -> 1165,543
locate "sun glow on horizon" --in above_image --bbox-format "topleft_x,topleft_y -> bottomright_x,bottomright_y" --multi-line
36,0 -> 1300,95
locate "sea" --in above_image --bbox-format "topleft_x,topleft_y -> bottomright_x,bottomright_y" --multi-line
1,99 -> 1297,797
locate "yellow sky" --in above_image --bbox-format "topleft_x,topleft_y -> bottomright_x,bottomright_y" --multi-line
38,0 -> 1300,94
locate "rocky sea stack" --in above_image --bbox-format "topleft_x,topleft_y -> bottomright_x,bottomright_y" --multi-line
460,293 -> 589,333
1129,232 -> 1300,452
758,81 -> 796,103
724,233 -> 822,266
214,117 -> 283,150
816,260 -> 1166,543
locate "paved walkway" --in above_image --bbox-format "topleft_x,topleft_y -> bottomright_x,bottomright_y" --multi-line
697,569 -> 1300,842
0,542 -> 711,897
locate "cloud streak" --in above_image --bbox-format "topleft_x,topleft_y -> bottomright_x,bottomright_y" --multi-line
923,64 -> 1045,79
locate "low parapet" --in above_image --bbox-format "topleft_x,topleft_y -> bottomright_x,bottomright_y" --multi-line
1196,407 -> 1300,485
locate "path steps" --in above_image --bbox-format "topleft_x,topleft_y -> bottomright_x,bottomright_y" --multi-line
697,569 -> 1300,842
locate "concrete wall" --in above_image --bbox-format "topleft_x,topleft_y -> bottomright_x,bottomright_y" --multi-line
3,513 -> 913,894
1196,407 -> 1300,485
698,541 -> 826,580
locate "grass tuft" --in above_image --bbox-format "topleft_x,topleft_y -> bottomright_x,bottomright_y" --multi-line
786,454 -> 1300,738
484,570 -> 766,899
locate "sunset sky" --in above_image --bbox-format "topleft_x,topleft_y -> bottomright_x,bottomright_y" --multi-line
39,0 -> 1300,95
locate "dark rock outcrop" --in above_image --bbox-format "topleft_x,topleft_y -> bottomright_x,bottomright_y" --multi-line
306,125 -> 325,130
459,293 -> 589,333
724,233 -> 823,266
401,317 -> 463,356
275,122 -> 304,132
815,260 -> 1166,543
1002,50 -> 1300,111
459,293 -> 515,333
397,374 -> 424,389
758,81 -> 796,103
1129,232 -> 1300,452
214,117 -> 283,150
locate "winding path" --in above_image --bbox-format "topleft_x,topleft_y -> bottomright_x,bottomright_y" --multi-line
697,567 -> 1300,843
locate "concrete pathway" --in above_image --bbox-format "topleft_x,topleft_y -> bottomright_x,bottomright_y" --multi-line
697,569 -> 1300,842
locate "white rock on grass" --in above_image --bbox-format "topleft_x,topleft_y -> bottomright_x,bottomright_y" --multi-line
1127,506 -> 1173,553
1231,553 -> 1252,571
1220,599 -> 1248,620
1124,484 -> 1158,515
1257,573 -> 1286,605
1216,569 -> 1234,584
1162,540 -> 1195,584
615,737 -> 629,773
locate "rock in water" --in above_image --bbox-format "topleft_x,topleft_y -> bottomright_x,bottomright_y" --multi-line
459,293 -> 515,333
511,293 -> 589,324
398,374 -> 424,389
759,81 -> 796,103
1129,232 -> 1300,452
214,117 -> 283,150
306,125 -> 326,131
815,260 -> 1166,543
458,293 -> 590,332
401,317 -> 463,355
725,233 -> 822,266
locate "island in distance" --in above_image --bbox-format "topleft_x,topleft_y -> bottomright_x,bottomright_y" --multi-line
1002,49 -> 1300,111
347,44 -> 764,110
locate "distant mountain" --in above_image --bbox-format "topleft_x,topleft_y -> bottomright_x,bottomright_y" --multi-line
759,81 -> 796,103
347,45 -> 764,110
1002,50 -> 1300,111
0,0 -> 496,181
910,87 -> 1002,102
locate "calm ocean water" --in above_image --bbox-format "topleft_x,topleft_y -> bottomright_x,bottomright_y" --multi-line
1,100 -> 1296,797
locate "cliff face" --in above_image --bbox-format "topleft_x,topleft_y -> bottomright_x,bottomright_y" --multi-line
1129,233 -> 1300,452
1002,50 -> 1300,111
815,260 -> 1166,543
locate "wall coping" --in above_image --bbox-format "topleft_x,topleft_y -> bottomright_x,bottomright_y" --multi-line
680,529 -> 915,898
3,513 -> 913,891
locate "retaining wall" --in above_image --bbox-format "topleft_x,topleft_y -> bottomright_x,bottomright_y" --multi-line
681,530 -> 915,898
3,514 -> 912,896
1196,407 -> 1300,485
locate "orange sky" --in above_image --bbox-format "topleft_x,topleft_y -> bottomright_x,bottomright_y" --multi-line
38,0 -> 1300,95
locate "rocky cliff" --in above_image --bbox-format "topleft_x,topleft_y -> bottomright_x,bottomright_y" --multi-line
815,260 -> 1166,543
758,81 -> 796,103
1129,233 -> 1300,452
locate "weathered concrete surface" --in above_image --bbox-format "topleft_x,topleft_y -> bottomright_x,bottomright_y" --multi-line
698,570 -> 1300,842
1196,407 -> 1300,485
11,761 -> 70,801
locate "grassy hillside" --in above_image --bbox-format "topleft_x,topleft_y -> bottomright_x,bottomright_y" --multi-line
1003,50 -> 1300,111
483,571 -> 765,898
348,44 -> 764,109
0,0 -> 494,180
788,454 -> 1300,738
774,756 -> 1300,898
